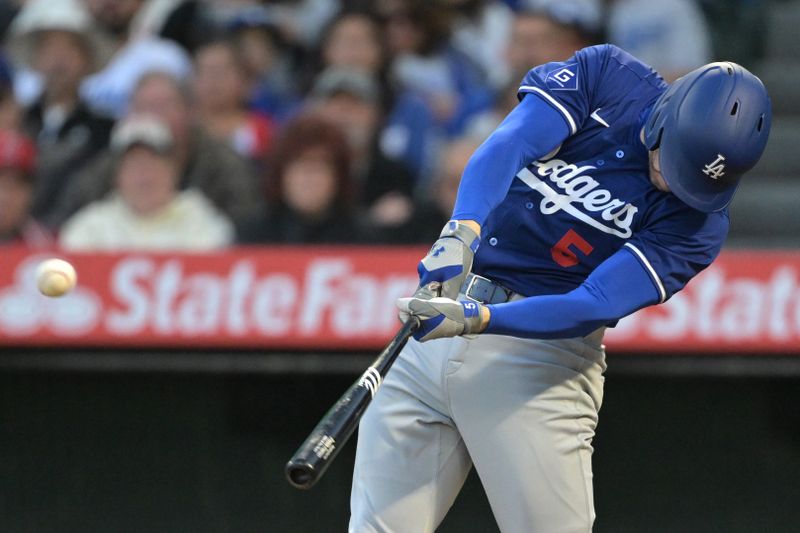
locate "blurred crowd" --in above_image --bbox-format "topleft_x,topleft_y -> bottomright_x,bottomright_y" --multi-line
0,0 -> 723,251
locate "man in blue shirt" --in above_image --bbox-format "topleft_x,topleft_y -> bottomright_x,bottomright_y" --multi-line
349,45 -> 771,532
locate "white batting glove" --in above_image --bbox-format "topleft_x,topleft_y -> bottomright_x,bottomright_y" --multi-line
397,297 -> 486,342
415,221 -> 480,300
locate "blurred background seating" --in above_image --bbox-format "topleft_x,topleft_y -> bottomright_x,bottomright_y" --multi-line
0,0 -> 793,250
726,0 -> 800,247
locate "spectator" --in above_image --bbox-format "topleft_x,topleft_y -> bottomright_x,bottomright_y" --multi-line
464,79 -> 520,141
203,0 -> 339,48
237,114 -> 360,244
60,115 -> 233,251
192,40 -> 275,165
0,54 -> 20,131
80,0 -> 193,118
466,2 -> 600,140
448,0 -> 514,90
310,66 -> 416,230
7,0 -> 114,227
508,1 -> 601,81
364,136 -> 479,243
378,0 -> 494,137
607,0 -> 712,81
0,129 -> 53,247
320,9 -> 385,71
318,9 -> 437,180
51,71 -> 262,228
226,6 -> 300,122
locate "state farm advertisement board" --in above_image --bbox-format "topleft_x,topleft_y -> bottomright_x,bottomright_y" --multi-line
606,250 -> 800,353
1,247 -> 799,353
0,247 -> 420,350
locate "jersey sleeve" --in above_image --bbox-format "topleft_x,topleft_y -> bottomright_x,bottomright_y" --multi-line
622,204 -> 729,303
517,45 -> 609,135
450,90 -> 570,224
518,44 -> 664,136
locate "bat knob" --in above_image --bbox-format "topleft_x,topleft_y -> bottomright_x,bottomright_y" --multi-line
285,461 -> 316,490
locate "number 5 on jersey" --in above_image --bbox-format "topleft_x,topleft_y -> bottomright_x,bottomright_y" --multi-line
551,229 -> 594,267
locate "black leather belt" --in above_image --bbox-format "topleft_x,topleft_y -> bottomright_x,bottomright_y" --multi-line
462,273 -> 520,304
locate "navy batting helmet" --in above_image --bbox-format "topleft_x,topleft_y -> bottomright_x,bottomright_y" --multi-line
643,62 -> 771,213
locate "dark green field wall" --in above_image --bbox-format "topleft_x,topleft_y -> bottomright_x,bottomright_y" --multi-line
0,368 -> 798,532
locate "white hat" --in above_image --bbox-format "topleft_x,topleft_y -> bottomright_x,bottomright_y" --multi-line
111,115 -> 174,155
7,0 -> 112,71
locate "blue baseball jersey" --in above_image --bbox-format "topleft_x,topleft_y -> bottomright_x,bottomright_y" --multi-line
470,44 -> 729,304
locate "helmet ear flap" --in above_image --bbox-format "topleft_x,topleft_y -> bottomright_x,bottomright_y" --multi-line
647,125 -> 664,150
644,105 -> 663,149
644,87 -> 675,150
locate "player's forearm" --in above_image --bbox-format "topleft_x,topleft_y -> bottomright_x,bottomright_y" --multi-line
484,248 -> 662,339
450,94 -> 570,225
484,286 -> 623,339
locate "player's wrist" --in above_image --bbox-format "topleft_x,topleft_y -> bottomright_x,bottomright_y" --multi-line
460,300 -> 490,335
478,305 -> 491,332
439,220 -> 481,252
455,219 -> 481,238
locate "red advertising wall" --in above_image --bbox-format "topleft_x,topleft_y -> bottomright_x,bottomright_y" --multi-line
1,246 -> 799,354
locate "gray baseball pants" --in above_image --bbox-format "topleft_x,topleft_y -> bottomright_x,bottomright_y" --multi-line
349,329 -> 606,533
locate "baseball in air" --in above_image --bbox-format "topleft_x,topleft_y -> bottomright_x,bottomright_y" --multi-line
36,258 -> 77,298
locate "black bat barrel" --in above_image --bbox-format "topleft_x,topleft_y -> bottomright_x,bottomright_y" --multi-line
285,318 -> 418,490
285,380 -> 371,489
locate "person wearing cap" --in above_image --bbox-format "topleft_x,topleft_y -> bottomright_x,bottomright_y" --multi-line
7,0 -> 115,227
49,70 -> 261,229
59,115 -> 233,251
317,9 -> 437,183
79,0 -> 192,119
0,129 -> 53,247
310,66 -> 416,231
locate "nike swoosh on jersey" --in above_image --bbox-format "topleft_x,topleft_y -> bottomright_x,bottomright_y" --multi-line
590,108 -> 610,128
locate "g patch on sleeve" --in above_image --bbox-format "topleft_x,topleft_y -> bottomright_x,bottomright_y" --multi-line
545,63 -> 579,91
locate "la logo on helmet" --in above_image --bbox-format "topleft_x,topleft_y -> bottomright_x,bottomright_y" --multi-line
702,154 -> 727,180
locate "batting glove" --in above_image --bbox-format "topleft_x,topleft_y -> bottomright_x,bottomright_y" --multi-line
397,297 -> 487,342
415,221 -> 480,300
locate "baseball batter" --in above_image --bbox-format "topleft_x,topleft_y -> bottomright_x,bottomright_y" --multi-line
350,44 -> 771,532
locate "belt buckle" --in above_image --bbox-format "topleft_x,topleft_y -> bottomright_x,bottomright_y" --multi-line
464,273 -> 492,304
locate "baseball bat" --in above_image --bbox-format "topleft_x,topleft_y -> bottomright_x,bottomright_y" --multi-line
285,317 -> 419,490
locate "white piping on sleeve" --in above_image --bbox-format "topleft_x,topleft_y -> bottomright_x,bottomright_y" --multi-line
518,86 -> 577,135
624,243 -> 667,303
